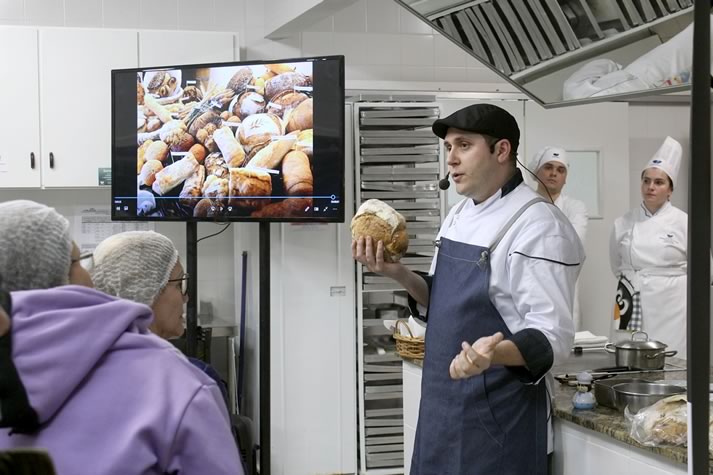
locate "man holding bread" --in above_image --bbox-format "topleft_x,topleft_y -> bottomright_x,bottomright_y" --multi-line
352,103 -> 584,474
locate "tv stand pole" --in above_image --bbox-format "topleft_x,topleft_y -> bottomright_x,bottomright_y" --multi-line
185,220 -> 270,473
186,221 -> 198,357
259,221 -> 271,475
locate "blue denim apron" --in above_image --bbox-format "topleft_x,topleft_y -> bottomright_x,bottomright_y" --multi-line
411,198 -> 548,475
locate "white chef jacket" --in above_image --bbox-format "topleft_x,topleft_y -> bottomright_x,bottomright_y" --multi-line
425,180 -> 584,454
555,194 -> 588,331
610,201 -> 688,356
555,194 -> 587,243
430,181 -> 584,371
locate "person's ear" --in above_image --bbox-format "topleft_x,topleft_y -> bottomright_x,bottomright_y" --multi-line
496,140 -> 511,164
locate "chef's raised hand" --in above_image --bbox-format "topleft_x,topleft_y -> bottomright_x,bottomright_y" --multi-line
449,332 -> 505,379
352,236 -> 403,279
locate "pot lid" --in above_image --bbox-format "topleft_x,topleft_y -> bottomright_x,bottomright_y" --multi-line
616,339 -> 667,350
615,331 -> 667,350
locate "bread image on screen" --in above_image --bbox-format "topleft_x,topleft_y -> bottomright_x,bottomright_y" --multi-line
134,61 -> 318,219
351,199 -> 408,263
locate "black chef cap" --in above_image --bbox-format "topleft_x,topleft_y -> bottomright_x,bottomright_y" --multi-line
432,103 -> 520,152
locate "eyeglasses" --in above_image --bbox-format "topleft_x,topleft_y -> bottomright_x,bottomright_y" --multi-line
167,273 -> 190,296
71,252 -> 94,264
70,252 -> 94,269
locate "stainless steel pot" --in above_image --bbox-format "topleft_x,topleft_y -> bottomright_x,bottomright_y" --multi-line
604,331 -> 677,370
612,381 -> 685,413
592,378 -> 645,409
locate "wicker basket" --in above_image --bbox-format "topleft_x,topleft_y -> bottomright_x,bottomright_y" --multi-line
393,319 -> 425,360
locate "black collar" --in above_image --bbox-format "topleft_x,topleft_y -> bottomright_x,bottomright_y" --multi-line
472,168 -> 523,205
501,168 -> 524,198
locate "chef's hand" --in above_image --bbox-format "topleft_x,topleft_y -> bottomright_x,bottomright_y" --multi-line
449,332 -> 505,379
352,236 -> 403,279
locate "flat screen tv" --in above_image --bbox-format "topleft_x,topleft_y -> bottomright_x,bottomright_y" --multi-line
111,55 -> 345,222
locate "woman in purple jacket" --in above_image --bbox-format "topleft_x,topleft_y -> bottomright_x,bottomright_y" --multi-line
0,200 -> 243,475
88,230 -> 230,405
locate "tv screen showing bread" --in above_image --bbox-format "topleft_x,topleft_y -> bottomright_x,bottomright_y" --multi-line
111,55 -> 344,222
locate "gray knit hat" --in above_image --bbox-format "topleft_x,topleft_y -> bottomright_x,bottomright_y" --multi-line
0,200 -> 72,292
89,231 -> 179,306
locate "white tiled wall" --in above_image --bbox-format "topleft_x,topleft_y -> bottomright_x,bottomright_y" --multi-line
0,0 -> 505,88
102,0 -> 139,28
0,0 -> 23,22
301,0 -> 506,87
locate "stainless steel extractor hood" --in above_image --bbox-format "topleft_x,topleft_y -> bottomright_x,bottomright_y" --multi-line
396,0 -> 703,108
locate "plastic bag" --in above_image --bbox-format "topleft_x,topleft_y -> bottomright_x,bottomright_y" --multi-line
628,394 -> 688,447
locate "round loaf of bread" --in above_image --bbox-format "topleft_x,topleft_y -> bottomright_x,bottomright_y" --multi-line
351,199 -> 408,263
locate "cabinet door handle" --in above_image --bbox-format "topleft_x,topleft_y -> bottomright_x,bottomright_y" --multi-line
49,152 -> 55,169
30,152 -> 35,169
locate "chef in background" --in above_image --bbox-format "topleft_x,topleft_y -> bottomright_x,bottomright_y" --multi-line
530,146 -> 588,331
610,137 -> 688,355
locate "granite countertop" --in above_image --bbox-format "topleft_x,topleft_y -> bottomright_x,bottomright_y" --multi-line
552,353 -> 706,468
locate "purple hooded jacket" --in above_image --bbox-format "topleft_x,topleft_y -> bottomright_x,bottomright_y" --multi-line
0,286 -> 243,475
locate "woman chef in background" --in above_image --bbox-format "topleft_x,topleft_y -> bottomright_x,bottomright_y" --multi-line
609,136 -> 688,355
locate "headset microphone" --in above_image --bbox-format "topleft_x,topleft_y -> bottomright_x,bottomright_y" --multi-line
438,172 -> 451,190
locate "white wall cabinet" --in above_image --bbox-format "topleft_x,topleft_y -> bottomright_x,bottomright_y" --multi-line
38,28 -> 138,188
0,27 -> 42,188
0,27 -> 237,190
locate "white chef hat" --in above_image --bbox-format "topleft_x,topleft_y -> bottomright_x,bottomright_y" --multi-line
529,146 -> 569,172
0,200 -> 72,292
643,136 -> 682,187
89,231 -> 179,307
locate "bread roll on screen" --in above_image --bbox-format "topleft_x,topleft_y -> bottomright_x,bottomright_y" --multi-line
351,199 -> 409,263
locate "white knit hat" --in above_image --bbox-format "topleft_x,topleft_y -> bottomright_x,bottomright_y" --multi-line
529,146 -> 569,172
0,200 -> 72,291
644,136 -> 682,187
90,231 -> 179,306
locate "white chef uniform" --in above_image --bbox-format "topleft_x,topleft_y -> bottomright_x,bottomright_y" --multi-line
530,147 -> 589,330
610,201 -> 687,355
610,136 -> 688,355
427,172 -> 585,453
